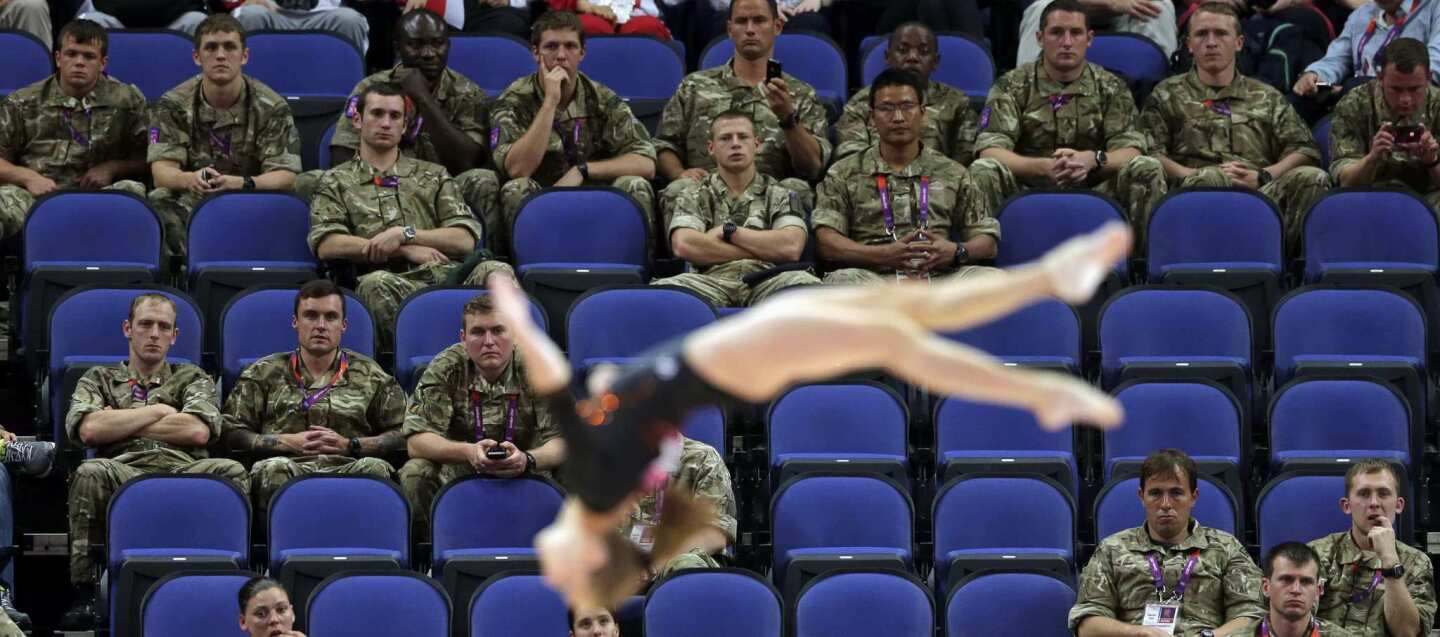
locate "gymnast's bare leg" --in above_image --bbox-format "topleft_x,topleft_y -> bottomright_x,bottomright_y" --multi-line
491,221 -> 1133,609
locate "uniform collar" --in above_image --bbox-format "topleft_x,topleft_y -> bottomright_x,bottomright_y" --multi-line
195,76 -> 250,126
1034,61 -> 1099,97
348,155 -> 421,185
860,143 -> 936,177
468,350 -> 523,394
1332,528 -> 1386,567
530,71 -> 597,118
120,360 -> 173,387
705,170 -> 770,203
296,348 -> 351,387
41,75 -> 107,111
1133,519 -> 1212,551
1184,68 -> 1250,101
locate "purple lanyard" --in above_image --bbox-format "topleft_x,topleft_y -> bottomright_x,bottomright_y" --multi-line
208,126 -> 233,159
876,175 -> 930,237
1355,1 -> 1418,76
59,106 -> 92,147
291,350 -> 348,412
1203,99 -> 1233,117
1350,565 -> 1384,602
127,379 -> 148,403
1259,617 -> 1320,637
405,114 -> 425,143
1147,550 -> 1201,601
554,118 -> 583,166
1048,93 -> 1074,112
472,392 -> 518,443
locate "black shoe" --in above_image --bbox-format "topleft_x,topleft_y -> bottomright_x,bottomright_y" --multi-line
2,440 -> 54,479
0,585 -> 30,633
58,586 -> 96,631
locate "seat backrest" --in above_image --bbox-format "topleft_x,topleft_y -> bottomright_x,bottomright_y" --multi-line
0,30 -> 49,95
934,476 -> 1073,557
1147,189 -> 1283,281
512,188 -> 649,268
1256,473 -> 1350,557
1099,287 -> 1252,378
699,33 -> 847,103
269,476 -> 409,568
1087,34 -> 1169,83
49,287 -> 204,378
187,192 -> 315,268
1094,476 -> 1239,539
767,383 -> 907,464
1270,379 -> 1411,464
682,405 -> 727,458
432,476 -> 564,555
243,30 -> 364,98
1106,381 -> 1242,472
25,192 -> 162,270
449,34 -> 534,96
221,287 -> 375,386
307,573 -> 448,637
1272,287 -> 1427,382
565,287 -> 716,367
1303,190 -> 1440,280
860,32 -> 995,99
946,572 -> 1075,636
1314,115 -> 1333,168
469,573 -> 569,637
795,571 -> 933,637
105,30 -> 195,101
943,298 -> 1079,367
108,475 -> 249,571
578,35 -> 685,101
995,191 -> 1128,274
317,121 -> 337,170
142,571 -> 256,637
644,569 -> 783,637
934,398 -> 1074,457
393,287 -> 547,391
771,475 -> 913,569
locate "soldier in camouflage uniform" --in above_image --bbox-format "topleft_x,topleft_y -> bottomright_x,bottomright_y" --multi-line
60,294 -> 247,630
815,70 -> 999,286
972,0 -> 1166,243
652,111 -> 819,306
835,22 -> 979,165
1331,38 -> 1440,210
1251,543 -> 1356,637
654,0 -> 831,227
618,436 -> 735,579
1141,3 -> 1330,250
491,11 -> 657,256
0,20 -> 149,238
310,83 -> 515,351
147,15 -> 301,257
1308,460 -> 1436,637
299,9 -> 501,245
1071,449 -> 1265,637
400,294 -> 564,539
222,280 -> 408,521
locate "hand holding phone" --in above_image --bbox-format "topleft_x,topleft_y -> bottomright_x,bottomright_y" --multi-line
766,60 -> 783,83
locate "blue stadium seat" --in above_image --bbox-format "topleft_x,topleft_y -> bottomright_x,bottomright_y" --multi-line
565,286 -> 716,371
766,382 -> 909,485
141,571 -> 258,637
23,192 -> 163,368
269,476 -> 409,630
0,30 -> 49,96
1088,34 -> 1168,96
933,398 -> 1078,496
579,35 -> 684,132
432,475 -> 564,633
108,476 -> 249,637
942,298 -> 1080,372
105,30 -> 194,101
699,33 -> 847,113
219,287 -> 375,396
317,120 -> 337,170
1302,190 -> 1438,296
1094,475 -> 1241,541
860,32 -> 995,100
392,286 -> 547,392
243,30 -> 364,99
994,191 -> 1129,277
645,569 -> 783,637
770,474 -> 913,604
1106,381 -> 1244,496
449,34 -> 534,97
1098,287 -> 1253,418
1272,287 -> 1428,429
307,572 -> 448,637
187,192 -> 318,354
933,476 -> 1075,598
469,573 -> 569,637
946,572 -> 1075,637
1314,115 -> 1333,168
795,570 -> 933,637
47,287 -> 203,447
1269,379 -> 1412,472
683,405 -> 728,459
1256,472 -> 1352,557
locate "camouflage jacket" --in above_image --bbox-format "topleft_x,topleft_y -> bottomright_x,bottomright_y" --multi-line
1309,530 -> 1437,636
308,155 -> 483,255
66,361 -> 221,459
147,75 -> 302,177
402,343 -> 559,452
222,348 -> 407,440
490,71 -> 655,185
836,80 -> 978,165
0,75 -> 148,186
668,171 -> 807,277
331,66 -> 489,165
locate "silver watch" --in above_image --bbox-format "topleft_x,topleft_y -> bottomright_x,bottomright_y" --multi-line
402,225 -> 417,243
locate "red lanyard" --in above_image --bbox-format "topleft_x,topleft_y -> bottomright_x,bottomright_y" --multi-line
472,392 -> 518,443
290,350 -> 348,412
1356,0 -> 1422,75
876,174 -> 929,238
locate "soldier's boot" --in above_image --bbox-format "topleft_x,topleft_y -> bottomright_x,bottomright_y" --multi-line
0,584 -> 32,633
2,440 -> 54,478
58,585 -> 97,631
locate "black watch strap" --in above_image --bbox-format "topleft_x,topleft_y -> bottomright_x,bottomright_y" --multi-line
348,437 -> 362,457
524,451 -> 537,473
243,176 -> 256,190
1383,564 -> 1406,579
577,161 -> 590,181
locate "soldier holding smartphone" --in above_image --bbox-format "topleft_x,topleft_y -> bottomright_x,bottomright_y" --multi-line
1331,38 -> 1440,207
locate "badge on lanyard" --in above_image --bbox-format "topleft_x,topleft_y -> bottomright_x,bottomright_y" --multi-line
629,480 -> 666,551
1141,603 -> 1180,634
1142,550 -> 1201,634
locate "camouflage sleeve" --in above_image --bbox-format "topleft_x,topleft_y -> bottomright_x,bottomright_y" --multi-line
401,360 -> 456,439
667,180 -> 711,235
122,85 -> 150,161
793,83 -> 833,168
257,101 -> 303,174
1102,75 -> 1148,153
768,186 -> 808,233
530,392 -> 560,448
178,370 -> 223,438
147,97 -> 192,165
599,93 -> 657,161
809,165 -> 851,235
1221,536 -> 1266,621
955,167 -> 999,241
453,86 -> 490,146
1405,546 -> 1437,631
1271,92 -> 1322,164
65,367 -> 111,446
308,172 -> 353,252
652,81 -> 691,159
949,104 -> 979,166
1069,541 -> 1123,628
489,90 -> 528,180
330,90 -> 364,152
433,175 -> 484,241
1328,93 -> 1369,181
832,94 -> 872,162
1139,88 -> 1173,158
366,372 -> 408,435
221,365 -> 267,436
0,97 -> 21,161
689,445 -> 737,542
973,82 -> 1020,153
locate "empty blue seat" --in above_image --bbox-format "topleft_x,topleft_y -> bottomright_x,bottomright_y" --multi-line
795,570 -> 933,637
392,286 -> 547,391
0,30 -> 48,95
699,33 -> 847,111
449,34 -> 534,96
946,572 -> 1075,637
469,573 -> 569,637
1094,475 -> 1240,540
770,474 -> 913,603
860,33 -> 995,99
645,569 -> 782,637
1302,190 -> 1439,286
1088,34 -> 1168,94
933,475 -> 1075,598
307,573 -> 448,637
579,35 -> 685,101
767,382 -> 909,485
219,287 -> 375,395
512,187 -> 649,278
105,31 -> 195,101
141,571 -> 257,637
243,31 -> 364,99
933,397 -> 1078,496
1270,379 -> 1412,471
995,191 -> 1129,277
682,405 -> 728,458
1256,473 -> 1352,557
1147,188 -> 1283,280
565,286 -> 715,371
943,298 -> 1080,371
1106,381 -> 1244,494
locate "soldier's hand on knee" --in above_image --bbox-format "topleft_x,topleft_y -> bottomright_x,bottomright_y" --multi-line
23,174 -> 57,198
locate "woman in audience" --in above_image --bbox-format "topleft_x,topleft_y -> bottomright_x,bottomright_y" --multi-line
239,577 -> 305,637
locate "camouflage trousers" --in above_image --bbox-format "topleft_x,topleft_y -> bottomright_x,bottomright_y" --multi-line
657,176 -> 816,233
0,180 -> 146,239
250,454 -> 393,519
822,264 -> 999,285
294,168 -> 501,249
653,548 -> 723,580
499,175 -> 655,259
67,449 -> 248,585
969,155 -> 1168,246
1179,165 -> 1331,253
396,458 -> 475,540
650,269 -> 820,307
148,187 -> 204,258
0,613 -> 18,637
356,259 -> 516,351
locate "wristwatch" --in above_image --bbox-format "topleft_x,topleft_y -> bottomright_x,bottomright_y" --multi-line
1257,168 -> 1274,188
348,437 -> 361,457
523,451 -> 537,473
1199,630 -> 1215,637
402,225 -> 417,243
722,221 -> 738,243
1382,564 -> 1406,579
578,161 -> 591,181
242,176 -> 256,190
779,112 -> 799,130
1094,149 -> 1108,169
952,243 -> 969,268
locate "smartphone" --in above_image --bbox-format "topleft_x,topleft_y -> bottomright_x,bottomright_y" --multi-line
1313,81 -> 1334,90
485,447 -> 510,460
1394,125 -> 1423,144
766,60 -> 783,83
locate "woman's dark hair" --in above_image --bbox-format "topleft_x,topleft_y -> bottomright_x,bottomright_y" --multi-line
237,576 -> 285,613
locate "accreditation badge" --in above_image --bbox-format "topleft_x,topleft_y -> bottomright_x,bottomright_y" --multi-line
1141,603 -> 1179,634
